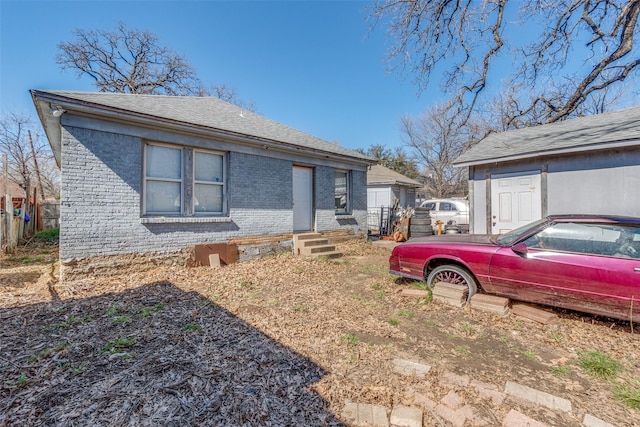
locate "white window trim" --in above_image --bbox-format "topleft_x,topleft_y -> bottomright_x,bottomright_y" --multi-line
143,142 -> 227,217
335,169 -> 351,215
192,148 -> 226,216
140,216 -> 231,224
143,142 -> 184,216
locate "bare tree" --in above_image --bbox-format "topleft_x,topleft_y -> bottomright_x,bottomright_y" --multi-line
369,0 -> 640,126
356,144 -> 420,178
401,103 -> 474,198
57,22 -> 202,95
57,22 -> 255,110
0,112 -> 59,199
208,83 -> 257,112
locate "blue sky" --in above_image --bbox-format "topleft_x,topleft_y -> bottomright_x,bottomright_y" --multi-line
0,0 -> 435,152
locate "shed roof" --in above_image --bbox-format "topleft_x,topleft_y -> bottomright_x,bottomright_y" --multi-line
454,106 -> 640,167
367,164 -> 422,188
31,90 -> 374,166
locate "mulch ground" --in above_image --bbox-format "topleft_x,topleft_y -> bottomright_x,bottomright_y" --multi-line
1,239 -> 639,426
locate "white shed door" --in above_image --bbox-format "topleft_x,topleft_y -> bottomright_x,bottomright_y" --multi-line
491,171 -> 541,234
293,166 -> 313,232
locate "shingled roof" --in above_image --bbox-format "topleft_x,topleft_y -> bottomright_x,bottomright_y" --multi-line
367,164 -> 422,187
454,106 -> 640,167
31,90 -> 374,166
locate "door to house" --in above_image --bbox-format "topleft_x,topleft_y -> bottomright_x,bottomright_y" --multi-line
292,166 -> 313,232
491,171 -> 541,234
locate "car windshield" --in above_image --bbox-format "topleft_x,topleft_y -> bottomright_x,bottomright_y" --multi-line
494,217 -> 549,246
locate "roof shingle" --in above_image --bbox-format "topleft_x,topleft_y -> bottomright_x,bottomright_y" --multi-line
32,90 -> 373,162
454,106 -> 640,166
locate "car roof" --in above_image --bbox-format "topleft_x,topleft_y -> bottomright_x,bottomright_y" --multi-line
423,199 -> 468,204
548,214 -> 640,225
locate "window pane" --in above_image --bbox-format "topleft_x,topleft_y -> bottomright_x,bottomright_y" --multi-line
614,226 -> 640,259
524,222 -> 640,256
146,180 -> 181,213
195,152 -> 223,182
335,172 -> 347,194
335,171 -> 348,212
194,184 -> 223,213
147,145 -> 181,179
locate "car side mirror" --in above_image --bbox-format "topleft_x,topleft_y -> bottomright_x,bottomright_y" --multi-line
511,242 -> 529,257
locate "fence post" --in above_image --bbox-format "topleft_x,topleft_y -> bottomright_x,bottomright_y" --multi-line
2,154 -> 11,253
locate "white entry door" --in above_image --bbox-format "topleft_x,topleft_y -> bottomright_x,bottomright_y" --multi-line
293,166 -> 313,232
491,171 -> 541,234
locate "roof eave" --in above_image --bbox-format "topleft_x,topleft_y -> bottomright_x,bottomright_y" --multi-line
368,179 -> 422,188
31,92 -> 62,167
31,90 -> 376,167
453,138 -> 640,168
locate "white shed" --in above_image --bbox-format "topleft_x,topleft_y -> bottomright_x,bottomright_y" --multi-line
367,164 -> 422,212
454,106 -> 640,234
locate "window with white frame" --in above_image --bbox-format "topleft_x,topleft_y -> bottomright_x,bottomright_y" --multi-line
193,150 -> 224,214
334,170 -> 350,214
144,143 -> 225,215
145,144 -> 182,214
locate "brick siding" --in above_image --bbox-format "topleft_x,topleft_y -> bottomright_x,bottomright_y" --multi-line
59,126 -> 367,262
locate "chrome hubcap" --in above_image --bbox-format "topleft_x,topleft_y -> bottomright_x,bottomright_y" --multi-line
434,271 -> 465,285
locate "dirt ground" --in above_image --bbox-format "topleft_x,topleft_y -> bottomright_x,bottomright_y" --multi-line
1,238 -> 639,426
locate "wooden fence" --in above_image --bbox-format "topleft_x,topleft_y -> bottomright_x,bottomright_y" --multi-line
1,196 -> 58,254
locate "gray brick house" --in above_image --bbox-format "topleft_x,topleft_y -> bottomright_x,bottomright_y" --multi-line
31,90 -> 374,276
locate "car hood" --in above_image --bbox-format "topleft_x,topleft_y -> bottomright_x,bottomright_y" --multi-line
405,234 -> 496,245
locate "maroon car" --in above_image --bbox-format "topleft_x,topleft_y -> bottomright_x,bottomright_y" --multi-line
389,215 -> 640,321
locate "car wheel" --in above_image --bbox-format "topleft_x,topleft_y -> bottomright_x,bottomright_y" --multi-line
426,265 -> 478,301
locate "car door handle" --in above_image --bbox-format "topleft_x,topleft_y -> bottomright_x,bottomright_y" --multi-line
635,267 -> 640,273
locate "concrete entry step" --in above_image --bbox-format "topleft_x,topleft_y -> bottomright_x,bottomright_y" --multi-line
293,232 -> 322,242
309,250 -> 342,259
293,232 -> 342,259
297,238 -> 330,248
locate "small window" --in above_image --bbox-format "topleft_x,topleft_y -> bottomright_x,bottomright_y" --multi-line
144,143 -> 225,216
439,202 -> 456,211
335,170 -> 350,214
422,202 -> 436,210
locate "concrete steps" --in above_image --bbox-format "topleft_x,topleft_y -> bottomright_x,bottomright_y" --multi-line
293,232 -> 342,259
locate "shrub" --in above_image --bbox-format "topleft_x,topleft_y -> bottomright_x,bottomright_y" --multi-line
35,228 -> 59,240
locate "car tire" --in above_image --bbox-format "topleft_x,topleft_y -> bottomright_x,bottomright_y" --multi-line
412,208 -> 431,218
426,265 -> 478,301
411,217 -> 431,224
410,231 -> 433,238
410,226 -> 434,236
414,226 -> 434,233
411,208 -> 434,236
